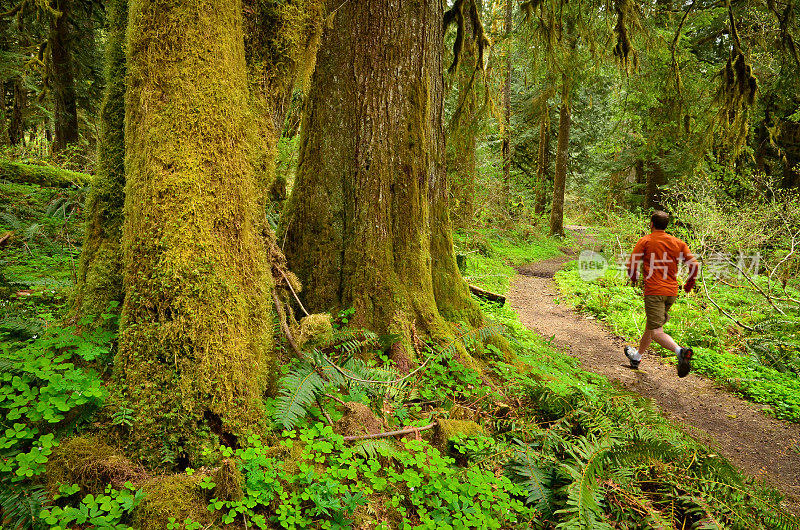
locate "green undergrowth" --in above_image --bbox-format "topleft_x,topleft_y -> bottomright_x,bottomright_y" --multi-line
1,179 -> 85,339
1,188 -> 796,527
555,263 -> 800,422
454,226 -> 564,294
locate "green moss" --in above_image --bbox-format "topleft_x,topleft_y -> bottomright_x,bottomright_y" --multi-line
298,313 -> 333,350
117,0 -> 275,467
0,160 -> 92,188
212,459 -> 243,502
333,402 -> 382,437
133,474 -> 215,530
46,436 -> 145,496
71,0 -> 127,326
433,419 -> 484,453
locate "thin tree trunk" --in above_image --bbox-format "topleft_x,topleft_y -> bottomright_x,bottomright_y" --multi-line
0,81 -> 8,145
49,0 -> 79,152
645,157 -> 666,209
243,0 -> 322,206
535,109 -> 550,215
549,75 -> 570,236
448,0 -> 479,229
501,0 -> 512,203
118,0 -> 274,467
281,0 -> 481,353
9,77 -> 25,145
71,0 -> 127,326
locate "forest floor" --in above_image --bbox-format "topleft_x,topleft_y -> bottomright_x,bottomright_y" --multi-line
507,225 -> 800,515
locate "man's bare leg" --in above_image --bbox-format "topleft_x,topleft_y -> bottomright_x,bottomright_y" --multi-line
639,326 -> 679,355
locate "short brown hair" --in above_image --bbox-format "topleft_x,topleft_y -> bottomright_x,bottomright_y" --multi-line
651,210 -> 669,230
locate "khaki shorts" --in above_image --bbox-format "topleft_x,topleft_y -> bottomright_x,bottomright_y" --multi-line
644,295 -> 676,330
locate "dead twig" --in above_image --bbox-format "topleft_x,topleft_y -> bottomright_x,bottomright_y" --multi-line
342,422 -> 436,442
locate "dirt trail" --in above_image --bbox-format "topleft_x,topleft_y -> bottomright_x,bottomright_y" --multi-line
507,225 -> 800,515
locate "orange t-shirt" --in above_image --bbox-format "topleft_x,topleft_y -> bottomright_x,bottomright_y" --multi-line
627,230 -> 695,296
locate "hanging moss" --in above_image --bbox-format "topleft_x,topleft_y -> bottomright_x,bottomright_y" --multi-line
117,0 -> 275,467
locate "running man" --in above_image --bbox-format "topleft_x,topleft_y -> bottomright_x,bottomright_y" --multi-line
624,210 -> 700,377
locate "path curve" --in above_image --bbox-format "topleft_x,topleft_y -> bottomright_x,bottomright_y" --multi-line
507,226 -> 800,515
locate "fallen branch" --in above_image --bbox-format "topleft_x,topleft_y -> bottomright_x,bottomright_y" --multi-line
469,284 -> 505,305
701,269 -> 755,332
342,422 -> 436,442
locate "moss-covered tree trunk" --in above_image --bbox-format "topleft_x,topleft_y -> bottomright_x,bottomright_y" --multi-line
549,75 -> 570,237
117,0 -> 274,466
448,1 -> 479,229
71,0 -> 127,325
243,0 -> 322,205
281,0 -> 482,351
644,158 -> 666,210
49,0 -> 79,152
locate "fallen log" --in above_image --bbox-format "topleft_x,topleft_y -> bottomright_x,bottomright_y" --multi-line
0,160 -> 93,188
468,284 -> 505,305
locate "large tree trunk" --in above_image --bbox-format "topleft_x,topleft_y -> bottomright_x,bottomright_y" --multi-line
535,109 -> 550,215
549,75 -> 570,236
117,0 -> 274,467
71,0 -> 127,325
281,0 -> 482,352
49,0 -> 79,152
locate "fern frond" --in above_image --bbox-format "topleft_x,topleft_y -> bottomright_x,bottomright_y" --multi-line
0,211 -> 23,230
352,439 -> 397,460
507,442 -> 557,516
0,481 -> 48,530
275,365 -> 328,429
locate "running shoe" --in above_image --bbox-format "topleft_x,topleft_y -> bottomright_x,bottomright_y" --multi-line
677,347 -> 693,378
624,346 -> 641,369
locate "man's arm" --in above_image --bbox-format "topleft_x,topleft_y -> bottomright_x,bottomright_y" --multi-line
627,239 -> 646,286
682,244 -> 700,293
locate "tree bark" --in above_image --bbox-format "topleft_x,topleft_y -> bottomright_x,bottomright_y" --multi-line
549,75 -> 570,236
645,157 -> 666,210
0,81 -> 8,145
49,0 -> 80,152
118,0 -> 274,467
71,0 -> 127,325
9,77 -> 25,146
535,109 -> 550,215
243,0 -> 322,206
281,0 -> 482,352
448,0 -> 479,229
501,0 -> 512,203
